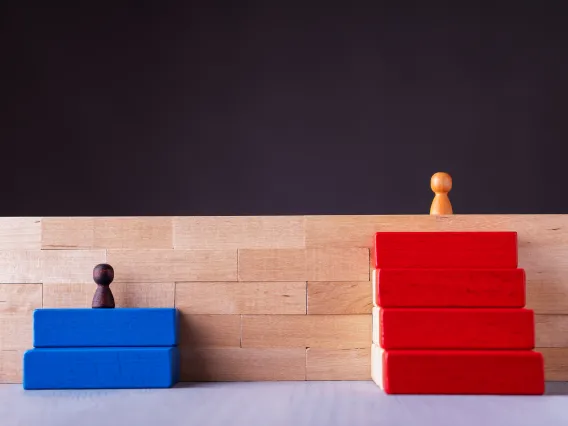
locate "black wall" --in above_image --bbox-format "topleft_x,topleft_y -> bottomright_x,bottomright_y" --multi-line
2,3 -> 567,216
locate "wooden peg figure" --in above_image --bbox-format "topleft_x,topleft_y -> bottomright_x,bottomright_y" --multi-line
92,263 -> 115,308
430,172 -> 453,215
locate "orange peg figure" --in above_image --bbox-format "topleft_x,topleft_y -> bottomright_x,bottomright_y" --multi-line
430,172 -> 453,215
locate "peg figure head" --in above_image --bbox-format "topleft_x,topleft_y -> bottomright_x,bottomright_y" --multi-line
431,172 -> 452,194
93,263 -> 114,286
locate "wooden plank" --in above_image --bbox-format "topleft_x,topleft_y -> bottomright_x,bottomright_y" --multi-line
178,314 -> 241,347
238,248 -> 369,282
307,281 -> 372,314
535,315 -> 568,347
43,282 -> 175,308
174,216 -> 305,249
241,314 -> 371,349
238,249 -> 306,281
305,214 -> 568,248
42,283 -> 92,308
0,317 -> 35,350
0,284 -> 42,350
522,246 -> 568,314
94,217 -> 173,249
180,347 -> 306,381
41,217 -> 94,249
306,248 -> 369,281
0,251 -> 42,283
175,282 -> 306,314
0,350 -> 24,383
306,348 -> 370,380
40,250 -> 106,284
537,348 -> 568,381
0,218 -> 41,250
107,249 -> 237,282
0,283 -> 43,314
42,217 -> 173,249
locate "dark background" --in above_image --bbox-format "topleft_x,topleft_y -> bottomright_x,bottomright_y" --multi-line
1,3 -> 567,216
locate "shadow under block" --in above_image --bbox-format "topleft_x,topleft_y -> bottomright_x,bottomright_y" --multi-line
373,307 -> 535,349
373,231 -> 518,269
371,344 -> 545,395
373,268 -> 526,308
33,308 -> 178,347
23,347 -> 180,389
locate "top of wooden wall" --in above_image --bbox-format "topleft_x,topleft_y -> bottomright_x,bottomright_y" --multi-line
2,215 -> 566,251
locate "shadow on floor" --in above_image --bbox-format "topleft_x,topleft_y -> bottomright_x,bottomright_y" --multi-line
545,382 -> 568,395
172,381 -> 568,395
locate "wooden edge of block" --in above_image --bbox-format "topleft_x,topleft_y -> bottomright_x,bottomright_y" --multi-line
372,269 -> 378,307
372,306 -> 380,346
371,344 -> 384,390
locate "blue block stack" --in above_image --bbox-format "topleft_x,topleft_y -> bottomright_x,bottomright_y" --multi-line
23,308 -> 180,390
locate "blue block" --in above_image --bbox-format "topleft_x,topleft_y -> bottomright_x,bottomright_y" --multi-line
23,347 -> 180,389
33,308 -> 178,347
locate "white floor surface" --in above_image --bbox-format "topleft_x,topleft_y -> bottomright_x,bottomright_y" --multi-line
1,381 -> 567,426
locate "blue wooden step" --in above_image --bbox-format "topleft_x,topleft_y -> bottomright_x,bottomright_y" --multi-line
33,308 -> 178,347
23,346 -> 180,389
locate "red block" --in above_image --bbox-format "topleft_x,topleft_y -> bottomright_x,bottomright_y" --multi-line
372,346 -> 545,395
376,308 -> 535,349
373,232 -> 518,269
374,268 -> 526,308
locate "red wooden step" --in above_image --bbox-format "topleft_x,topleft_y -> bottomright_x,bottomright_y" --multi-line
374,307 -> 535,349
374,268 -> 526,308
371,345 -> 545,395
373,232 -> 518,269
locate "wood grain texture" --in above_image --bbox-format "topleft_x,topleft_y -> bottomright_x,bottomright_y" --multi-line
522,246 -> 568,314
306,248 -> 369,281
42,282 -> 175,308
238,249 -> 306,281
241,315 -> 371,349
180,348 -> 306,381
178,314 -> 241,347
107,249 -> 237,282
0,251 -> 42,283
535,315 -> 568,347
42,217 -> 173,249
0,316 -> 34,350
0,218 -> 41,250
305,214 -> 568,248
537,348 -> 568,381
175,281 -> 306,314
174,216 -> 305,249
238,248 -> 369,281
0,284 -> 42,351
0,350 -> 24,383
40,250 -> 106,284
1,214 -> 568,383
306,348 -> 370,380
307,281 -> 372,314
0,283 -> 43,314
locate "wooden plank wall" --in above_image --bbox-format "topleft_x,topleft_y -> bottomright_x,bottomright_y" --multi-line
0,215 -> 567,383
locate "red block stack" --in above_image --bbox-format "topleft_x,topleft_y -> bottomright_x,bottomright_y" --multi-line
371,231 -> 545,395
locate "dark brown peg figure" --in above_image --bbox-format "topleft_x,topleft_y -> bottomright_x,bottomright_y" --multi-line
92,263 -> 115,308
